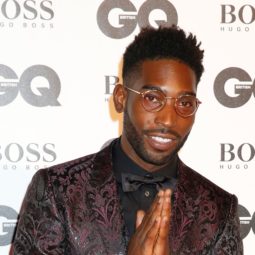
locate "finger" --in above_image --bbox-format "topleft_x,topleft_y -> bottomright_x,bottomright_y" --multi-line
161,189 -> 172,218
164,188 -> 172,198
152,190 -> 172,254
153,216 -> 170,254
139,190 -> 164,231
136,210 -> 145,229
149,190 -> 164,213
147,190 -> 164,218
144,216 -> 161,250
141,189 -> 171,232
159,214 -> 170,238
131,212 -> 161,255
135,190 -> 164,242
130,191 -> 166,254
158,190 -> 171,240
160,189 -> 171,237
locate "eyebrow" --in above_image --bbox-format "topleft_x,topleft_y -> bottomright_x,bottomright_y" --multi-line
142,85 -> 162,91
142,84 -> 196,96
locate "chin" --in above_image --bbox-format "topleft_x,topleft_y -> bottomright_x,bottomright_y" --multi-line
143,151 -> 176,166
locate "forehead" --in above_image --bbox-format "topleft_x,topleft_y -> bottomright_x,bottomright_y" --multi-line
134,59 -> 197,94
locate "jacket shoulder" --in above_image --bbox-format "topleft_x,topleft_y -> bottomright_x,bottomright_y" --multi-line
180,162 -> 234,197
23,152 -> 96,202
178,162 -> 238,219
49,152 -> 97,176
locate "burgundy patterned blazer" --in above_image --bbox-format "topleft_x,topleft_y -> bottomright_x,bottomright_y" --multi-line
12,141 -> 243,254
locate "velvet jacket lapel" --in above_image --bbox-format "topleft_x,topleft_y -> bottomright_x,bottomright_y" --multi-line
170,161 -> 200,253
89,143 -> 128,254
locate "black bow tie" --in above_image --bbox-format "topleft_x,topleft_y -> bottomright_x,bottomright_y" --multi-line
121,173 -> 177,192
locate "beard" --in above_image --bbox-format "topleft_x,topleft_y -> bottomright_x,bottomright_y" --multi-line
123,109 -> 190,166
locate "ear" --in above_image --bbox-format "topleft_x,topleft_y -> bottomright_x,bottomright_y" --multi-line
113,84 -> 127,113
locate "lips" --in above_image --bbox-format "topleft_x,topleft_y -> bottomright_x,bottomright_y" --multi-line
145,134 -> 178,151
150,136 -> 172,143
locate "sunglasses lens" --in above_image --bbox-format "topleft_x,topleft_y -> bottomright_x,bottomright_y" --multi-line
142,90 -> 165,111
175,96 -> 198,117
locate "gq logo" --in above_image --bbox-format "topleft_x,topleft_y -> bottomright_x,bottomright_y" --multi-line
0,64 -> 61,106
97,0 -> 178,39
214,67 -> 255,108
0,205 -> 17,246
238,204 -> 255,239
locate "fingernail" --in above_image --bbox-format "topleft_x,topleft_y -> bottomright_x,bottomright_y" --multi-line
165,197 -> 170,203
156,216 -> 161,223
158,197 -> 163,204
158,190 -> 164,196
166,189 -> 172,195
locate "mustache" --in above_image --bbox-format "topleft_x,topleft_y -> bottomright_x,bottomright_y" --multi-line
143,128 -> 181,139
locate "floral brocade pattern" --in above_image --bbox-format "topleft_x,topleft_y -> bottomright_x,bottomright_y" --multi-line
13,149 -> 127,255
12,142 -> 243,254
170,163 -> 243,254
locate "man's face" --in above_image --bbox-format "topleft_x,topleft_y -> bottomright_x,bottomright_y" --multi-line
119,59 -> 197,171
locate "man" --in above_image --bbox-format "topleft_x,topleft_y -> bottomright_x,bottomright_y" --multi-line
12,26 -> 243,254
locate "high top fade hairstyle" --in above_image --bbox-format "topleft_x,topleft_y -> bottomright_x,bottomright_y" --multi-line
122,25 -> 204,87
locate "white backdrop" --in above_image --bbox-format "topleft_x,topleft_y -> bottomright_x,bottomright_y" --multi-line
0,0 -> 254,254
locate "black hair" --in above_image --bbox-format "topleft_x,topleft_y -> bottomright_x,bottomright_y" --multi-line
122,25 -> 204,85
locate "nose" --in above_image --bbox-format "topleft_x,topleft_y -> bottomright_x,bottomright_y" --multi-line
154,100 -> 177,128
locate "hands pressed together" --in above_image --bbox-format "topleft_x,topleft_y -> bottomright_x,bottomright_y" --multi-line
127,189 -> 172,255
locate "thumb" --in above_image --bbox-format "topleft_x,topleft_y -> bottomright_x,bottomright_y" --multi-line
136,210 -> 145,229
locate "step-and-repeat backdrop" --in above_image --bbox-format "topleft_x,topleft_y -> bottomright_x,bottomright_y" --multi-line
0,1 -> 254,254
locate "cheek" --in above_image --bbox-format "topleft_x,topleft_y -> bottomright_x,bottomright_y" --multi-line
127,100 -> 154,129
178,117 -> 195,135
